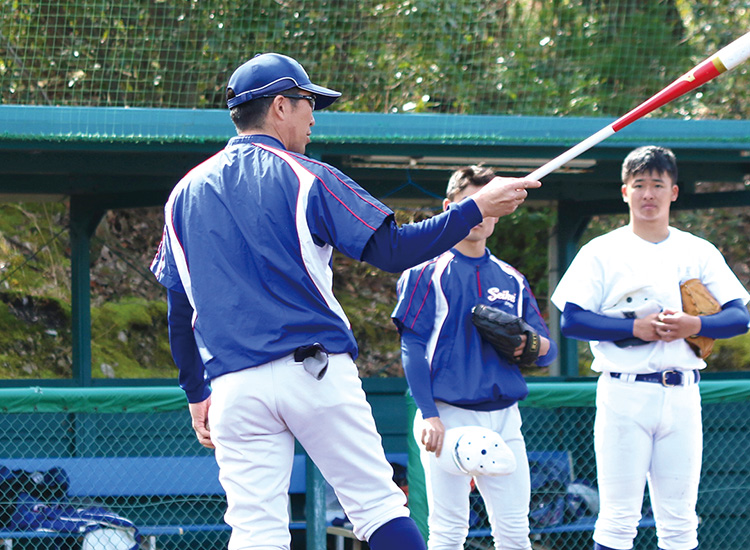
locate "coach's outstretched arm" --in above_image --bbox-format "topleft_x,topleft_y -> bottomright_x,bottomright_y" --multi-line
361,177 -> 540,273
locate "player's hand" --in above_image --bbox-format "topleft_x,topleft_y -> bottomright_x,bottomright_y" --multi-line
189,396 -> 214,449
471,177 -> 541,218
653,308 -> 702,342
633,312 -> 661,342
421,416 -> 446,457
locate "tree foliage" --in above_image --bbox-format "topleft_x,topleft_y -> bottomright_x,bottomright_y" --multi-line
2,0 -> 749,118
1,1 -> 749,378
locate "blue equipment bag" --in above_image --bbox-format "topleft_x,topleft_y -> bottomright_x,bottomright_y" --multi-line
1,465 -> 140,550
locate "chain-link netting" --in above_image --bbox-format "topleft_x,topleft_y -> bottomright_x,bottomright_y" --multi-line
0,388 -> 227,550
407,381 -> 750,550
1,383 -> 749,550
2,1 -> 749,139
458,404 -> 656,550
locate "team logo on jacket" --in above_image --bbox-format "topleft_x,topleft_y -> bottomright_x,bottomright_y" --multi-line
487,287 -> 516,303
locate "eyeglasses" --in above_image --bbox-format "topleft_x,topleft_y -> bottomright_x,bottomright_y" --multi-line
258,94 -> 315,109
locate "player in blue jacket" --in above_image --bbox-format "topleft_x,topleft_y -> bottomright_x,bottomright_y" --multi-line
392,165 -> 557,550
150,54 -> 541,550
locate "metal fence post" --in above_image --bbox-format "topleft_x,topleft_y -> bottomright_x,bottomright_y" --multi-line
305,454 -> 327,550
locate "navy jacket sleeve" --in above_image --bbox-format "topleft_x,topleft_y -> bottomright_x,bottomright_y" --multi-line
167,289 -> 211,403
400,328 -> 440,419
361,198 -> 481,273
520,278 -> 558,366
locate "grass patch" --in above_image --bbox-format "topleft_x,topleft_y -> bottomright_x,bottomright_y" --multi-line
91,298 -> 176,379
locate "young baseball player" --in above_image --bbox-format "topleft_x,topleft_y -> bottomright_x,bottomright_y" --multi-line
551,145 -> 750,550
150,53 -> 541,550
392,165 -> 558,550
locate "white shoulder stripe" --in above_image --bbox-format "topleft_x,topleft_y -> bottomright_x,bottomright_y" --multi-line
256,144 -> 350,328
425,252 -> 454,368
164,179 -> 197,327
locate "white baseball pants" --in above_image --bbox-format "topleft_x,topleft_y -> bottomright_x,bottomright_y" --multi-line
209,352 -> 409,550
593,373 -> 702,550
414,402 -> 532,550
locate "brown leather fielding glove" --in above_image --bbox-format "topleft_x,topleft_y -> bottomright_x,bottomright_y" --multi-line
680,278 -> 721,359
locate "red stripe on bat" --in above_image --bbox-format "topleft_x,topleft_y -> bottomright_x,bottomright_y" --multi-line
612,57 -> 724,132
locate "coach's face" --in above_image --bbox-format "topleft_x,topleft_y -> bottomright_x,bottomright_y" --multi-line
621,169 -> 678,225
284,91 -> 316,154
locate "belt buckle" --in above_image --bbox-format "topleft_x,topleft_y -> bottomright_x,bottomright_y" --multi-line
661,370 -> 681,387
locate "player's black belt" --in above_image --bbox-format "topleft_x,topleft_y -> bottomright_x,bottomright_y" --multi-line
609,369 -> 700,387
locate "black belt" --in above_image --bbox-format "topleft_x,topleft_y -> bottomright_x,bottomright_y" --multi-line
610,369 -> 700,387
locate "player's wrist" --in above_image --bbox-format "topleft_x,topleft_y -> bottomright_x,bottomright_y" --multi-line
539,337 -> 550,356
691,315 -> 702,337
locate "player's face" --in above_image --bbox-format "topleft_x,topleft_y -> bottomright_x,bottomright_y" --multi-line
284,92 -> 316,154
445,184 -> 498,241
621,170 -> 678,224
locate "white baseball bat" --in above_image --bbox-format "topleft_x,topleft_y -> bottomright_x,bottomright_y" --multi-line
526,31 -> 750,181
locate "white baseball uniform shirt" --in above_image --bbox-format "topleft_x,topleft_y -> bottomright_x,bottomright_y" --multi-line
551,225 -> 750,373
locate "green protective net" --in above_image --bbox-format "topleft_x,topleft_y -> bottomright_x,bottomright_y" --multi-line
2,1 -> 749,139
407,380 -> 750,550
1,382 -> 749,550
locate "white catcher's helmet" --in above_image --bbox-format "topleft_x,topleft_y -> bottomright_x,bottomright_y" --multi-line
436,426 -> 516,477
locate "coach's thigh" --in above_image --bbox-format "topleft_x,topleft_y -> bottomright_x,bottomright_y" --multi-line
210,366 -> 297,550
281,354 -> 409,542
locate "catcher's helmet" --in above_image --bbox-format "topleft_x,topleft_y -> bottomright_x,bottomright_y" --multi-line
436,426 -> 516,477
227,53 -> 341,110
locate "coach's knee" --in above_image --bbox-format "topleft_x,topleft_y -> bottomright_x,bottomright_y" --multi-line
594,543 -> 630,550
368,517 -> 426,550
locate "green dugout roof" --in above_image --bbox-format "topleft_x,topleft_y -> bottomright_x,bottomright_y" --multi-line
2,105 -> 750,207
1,105 -> 749,382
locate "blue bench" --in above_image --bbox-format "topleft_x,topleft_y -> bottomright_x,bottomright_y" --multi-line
0,453 -> 408,550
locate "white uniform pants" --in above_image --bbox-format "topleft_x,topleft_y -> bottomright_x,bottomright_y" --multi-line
593,373 -> 702,550
209,353 -> 409,550
415,402 -> 532,550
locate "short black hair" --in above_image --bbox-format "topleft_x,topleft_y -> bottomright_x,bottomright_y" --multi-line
227,87 -> 308,132
621,145 -> 678,184
227,87 -> 274,132
446,165 -> 495,201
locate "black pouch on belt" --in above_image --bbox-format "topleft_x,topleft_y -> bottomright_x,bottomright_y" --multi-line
294,343 -> 329,380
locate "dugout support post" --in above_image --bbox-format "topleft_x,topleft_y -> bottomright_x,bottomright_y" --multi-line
69,195 -> 105,387
555,200 -> 591,378
305,445 -> 327,550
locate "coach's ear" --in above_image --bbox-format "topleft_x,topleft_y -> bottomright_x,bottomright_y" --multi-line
443,198 -> 451,211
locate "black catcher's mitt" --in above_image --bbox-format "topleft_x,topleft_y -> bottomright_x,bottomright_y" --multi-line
471,304 -> 541,367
